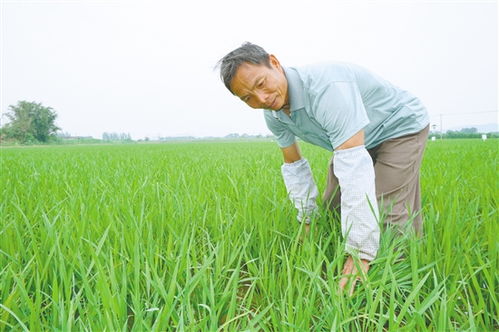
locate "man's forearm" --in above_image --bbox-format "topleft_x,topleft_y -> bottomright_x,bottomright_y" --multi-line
333,145 -> 380,261
281,158 -> 319,223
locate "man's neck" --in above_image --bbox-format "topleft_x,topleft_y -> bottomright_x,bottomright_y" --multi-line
282,103 -> 291,116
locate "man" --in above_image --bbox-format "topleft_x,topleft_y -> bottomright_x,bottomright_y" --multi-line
217,42 -> 429,294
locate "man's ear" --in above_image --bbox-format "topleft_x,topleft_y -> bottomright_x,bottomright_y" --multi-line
268,54 -> 281,69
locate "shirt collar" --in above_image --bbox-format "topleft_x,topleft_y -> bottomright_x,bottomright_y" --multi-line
283,66 -> 305,112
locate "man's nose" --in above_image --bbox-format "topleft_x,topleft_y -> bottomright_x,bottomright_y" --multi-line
256,92 -> 270,106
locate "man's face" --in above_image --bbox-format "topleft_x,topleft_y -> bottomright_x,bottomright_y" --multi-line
230,55 -> 288,110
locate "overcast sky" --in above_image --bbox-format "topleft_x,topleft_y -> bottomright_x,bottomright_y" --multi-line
1,0 -> 497,139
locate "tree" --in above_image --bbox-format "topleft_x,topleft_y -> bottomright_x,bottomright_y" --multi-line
2,101 -> 60,143
102,132 -> 133,142
460,127 -> 478,134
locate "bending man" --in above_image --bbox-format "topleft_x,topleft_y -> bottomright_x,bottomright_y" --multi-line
217,42 -> 430,293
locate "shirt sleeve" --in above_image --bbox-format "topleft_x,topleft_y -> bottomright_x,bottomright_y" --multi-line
263,111 -> 296,148
311,82 -> 370,149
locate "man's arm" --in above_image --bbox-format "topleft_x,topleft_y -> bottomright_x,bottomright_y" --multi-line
281,142 -> 302,163
263,112 -> 317,225
280,143 -> 319,226
336,130 -> 365,151
334,130 -> 380,295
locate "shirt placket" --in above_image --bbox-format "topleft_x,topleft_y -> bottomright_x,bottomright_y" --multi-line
274,110 -> 306,138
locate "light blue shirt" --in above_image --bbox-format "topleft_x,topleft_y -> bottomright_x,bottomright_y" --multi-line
264,63 -> 430,150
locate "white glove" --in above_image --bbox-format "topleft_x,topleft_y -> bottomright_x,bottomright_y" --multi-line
333,145 -> 380,261
281,158 -> 319,224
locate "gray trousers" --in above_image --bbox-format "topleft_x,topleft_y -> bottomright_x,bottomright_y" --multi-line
323,125 -> 430,236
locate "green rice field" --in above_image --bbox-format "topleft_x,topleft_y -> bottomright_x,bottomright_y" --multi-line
0,139 -> 497,331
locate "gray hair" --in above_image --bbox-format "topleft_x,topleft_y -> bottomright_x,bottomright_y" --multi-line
216,42 -> 270,93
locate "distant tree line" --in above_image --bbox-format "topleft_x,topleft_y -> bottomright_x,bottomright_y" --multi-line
0,101 -> 136,145
224,133 -> 273,139
430,127 -> 499,139
102,132 -> 133,141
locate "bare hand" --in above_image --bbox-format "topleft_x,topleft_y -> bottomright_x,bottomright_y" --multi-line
338,255 -> 370,296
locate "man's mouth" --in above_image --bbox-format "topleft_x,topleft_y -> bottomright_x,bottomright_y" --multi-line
269,97 -> 277,109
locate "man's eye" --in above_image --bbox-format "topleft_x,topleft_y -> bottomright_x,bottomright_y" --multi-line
257,80 -> 264,88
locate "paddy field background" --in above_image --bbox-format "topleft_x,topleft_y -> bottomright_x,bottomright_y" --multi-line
0,139 -> 497,330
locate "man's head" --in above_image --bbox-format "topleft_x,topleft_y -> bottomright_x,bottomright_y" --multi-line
217,42 -> 288,111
